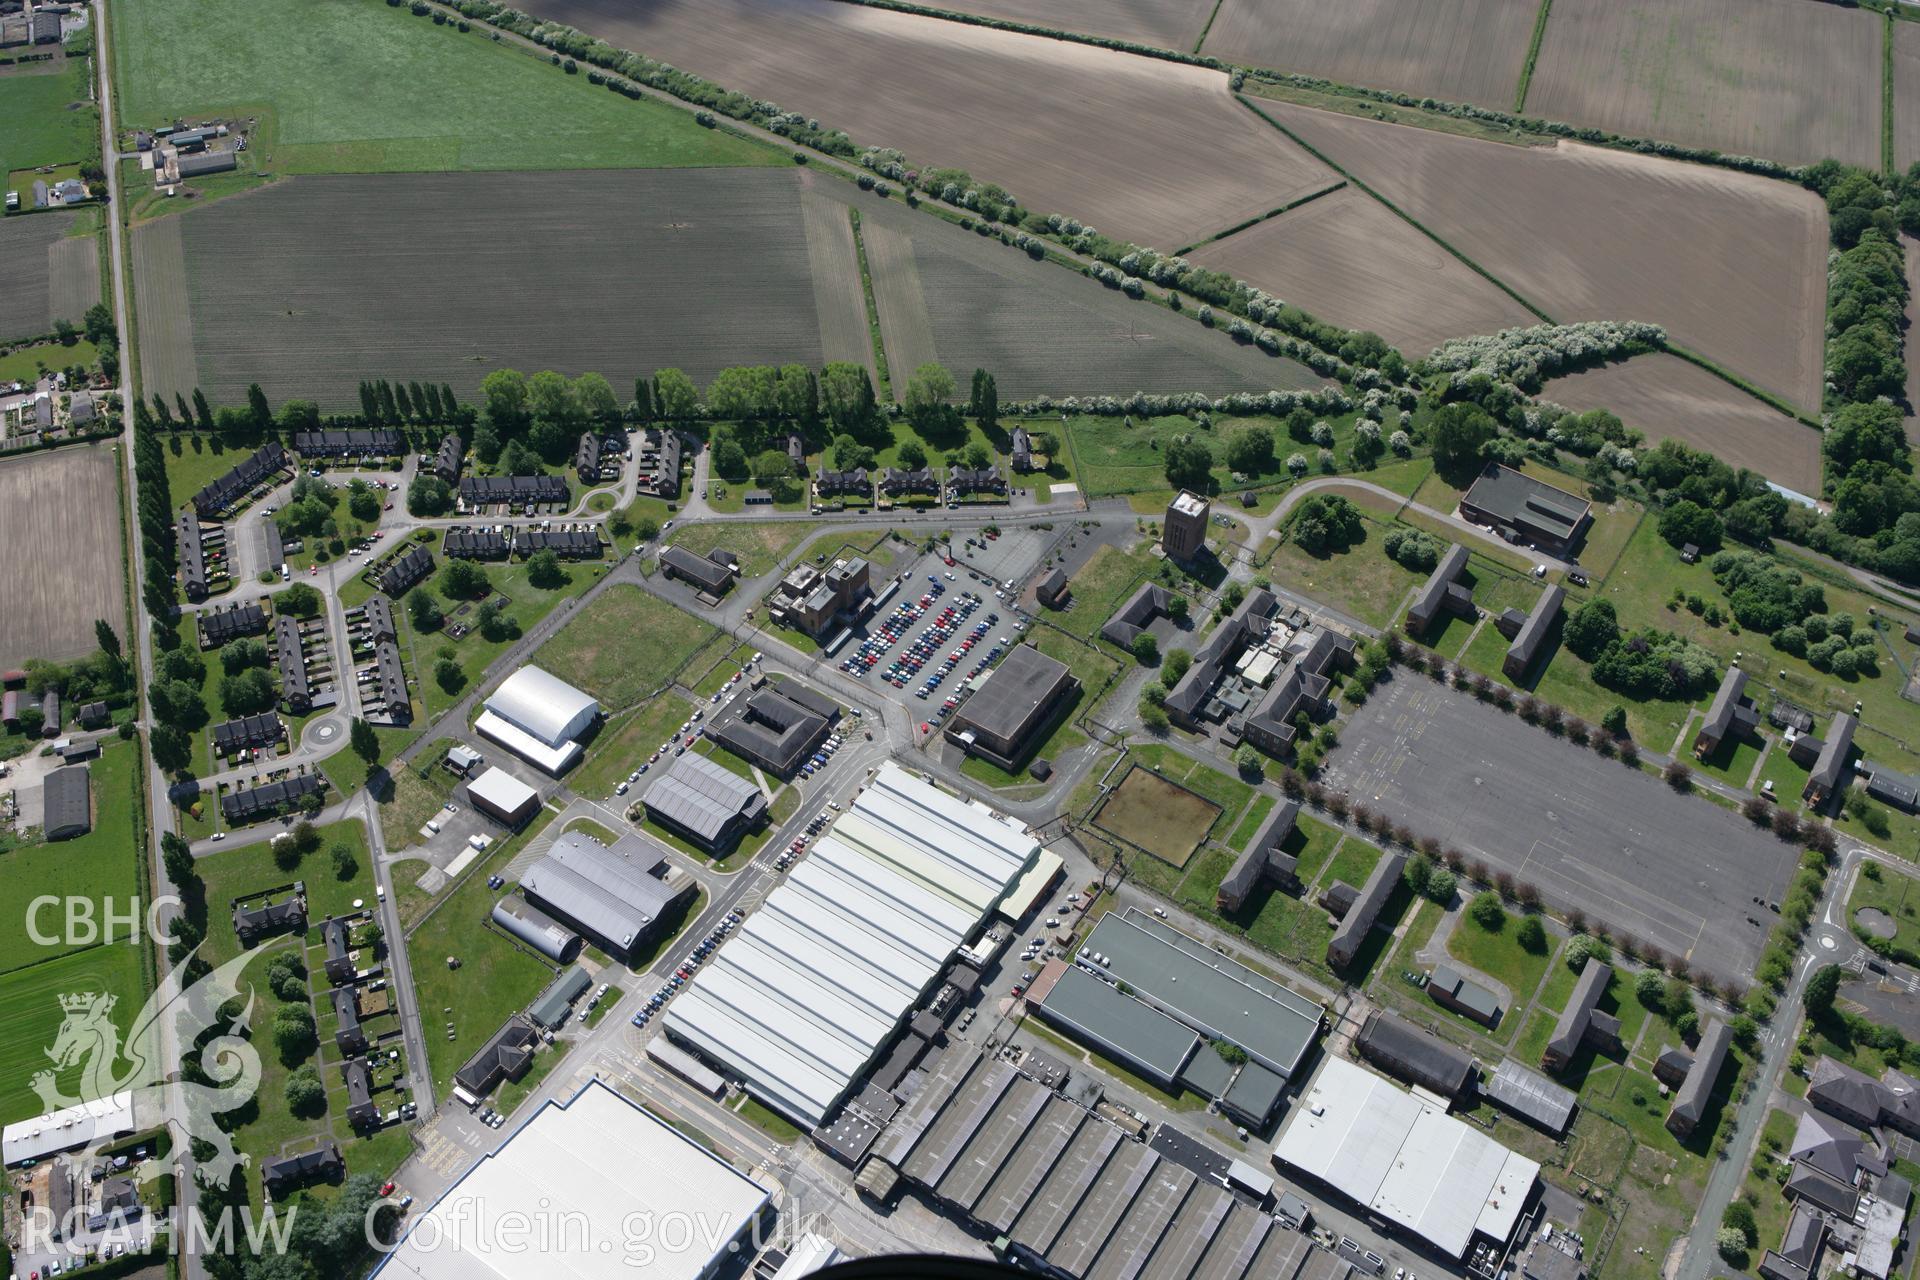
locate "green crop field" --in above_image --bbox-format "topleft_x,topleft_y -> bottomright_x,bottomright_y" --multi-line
0,941 -> 149,1124
111,0 -> 777,174
0,60 -> 97,177
0,742 -> 147,975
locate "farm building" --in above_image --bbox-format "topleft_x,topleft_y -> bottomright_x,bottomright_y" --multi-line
660,544 -> 739,597
1544,961 -> 1619,1071
294,428 -> 405,457
467,766 -> 540,827
458,475 -> 568,509
1326,849 -> 1407,970
643,753 -> 767,853
1503,584 -> 1563,680
1273,1056 -> 1540,1260
1100,582 -> 1173,649
490,896 -> 582,964
443,526 -> 510,559
518,829 -> 694,961
1217,799 -> 1302,911
1695,666 -> 1759,758
1460,465 -> 1591,558
1163,491 -> 1210,560
663,763 -> 1037,1127
173,150 -> 237,180
373,1079 -> 771,1280
192,442 -> 289,515
765,557 -> 871,639
475,666 -> 598,774
1484,1059 -> 1577,1135
1354,1009 -> 1476,1099
1666,1019 -> 1732,1137
41,764 -> 90,841
1406,544 -> 1472,635
377,546 -> 433,598
261,1144 -> 342,1197
943,644 -> 1078,770
221,773 -> 323,824
708,681 -> 836,777
198,603 -> 266,648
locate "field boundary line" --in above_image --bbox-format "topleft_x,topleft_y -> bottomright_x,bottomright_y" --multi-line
1656,343 -> 1822,429
1171,180 -> 1346,256
1886,10 -> 1898,177
847,208 -> 894,401
1192,0 -> 1226,55
1513,0 -> 1553,114
1236,94 -> 1555,325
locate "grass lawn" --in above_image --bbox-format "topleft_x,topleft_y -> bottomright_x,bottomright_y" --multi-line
1226,795 -> 1276,851
571,694 -> 694,800
0,337 -> 101,384
419,559 -> 599,719
1266,519 -> 1422,630
1446,912 -> 1553,1002
1290,816 -> 1344,889
0,58 -> 96,178
111,0 -> 778,174
1063,412 -> 1369,498
408,809 -> 561,1092
1694,733 -> 1765,789
1321,838 -> 1383,893
1849,863 -> 1920,957
0,741 -> 147,974
663,520 -> 816,580
735,1095 -> 804,1143
530,583 -> 721,710
1029,624 -> 1124,718
1514,1008 -> 1557,1065
317,725 -> 419,801
1053,542 -> 1165,643
0,942 -> 149,1124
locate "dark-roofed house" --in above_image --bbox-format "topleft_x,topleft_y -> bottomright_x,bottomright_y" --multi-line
1544,960 -> 1617,1071
453,1014 -> 539,1097
221,773 -> 324,824
1808,1057 -> 1920,1137
947,464 -> 1004,497
77,701 -> 108,730
643,752 -> 768,853
433,435 -> 464,484
233,887 -> 306,946
333,986 -> 367,1056
575,431 -> 609,483
1406,543 -> 1472,636
192,442 -> 289,515
177,508 -> 213,601
785,434 -> 806,467
515,527 -> 604,559
643,429 -> 682,498
214,713 -> 285,758
458,475 -> 568,508
520,830 -> 694,961
880,465 -> 939,499
199,603 -> 267,648
1354,1009 -> 1476,1100
1034,568 -> 1069,608
443,526 -> 510,560
1867,767 -> 1920,813
321,915 -> 358,984
377,545 -> 433,598
1805,712 -> 1858,806
1326,849 -> 1407,970
1217,799 -> 1301,912
1666,1018 -> 1731,1137
42,764 -> 90,840
261,1144 -> 342,1197
292,429 -> 406,458
1460,464 -> 1592,557
1010,425 -> 1033,472
1100,582 -> 1172,649
1694,666 -> 1760,759
1428,964 -> 1502,1027
943,644 -> 1079,771
709,683 -> 834,778
275,615 -> 312,712
1504,584 -> 1563,680
343,1057 -> 378,1130
815,465 -> 870,501
660,544 -> 739,597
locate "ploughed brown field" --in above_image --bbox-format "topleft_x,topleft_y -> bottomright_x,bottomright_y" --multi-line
0,444 -> 126,672
517,0 -> 1337,249
1188,187 -> 1534,357
0,211 -> 94,343
918,0 -> 1216,51
1263,101 -> 1828,413
1526,0 -> 1881,168
1202,0 -> 1539,110
1542,354 -> 1821,495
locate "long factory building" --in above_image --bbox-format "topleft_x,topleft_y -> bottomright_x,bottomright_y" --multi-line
873,1045 -> 1349,1280
663,764 -> 1038,1128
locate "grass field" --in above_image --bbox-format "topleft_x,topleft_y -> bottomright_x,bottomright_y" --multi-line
530,584 -> 721,711
417,559 -> 602,720
1447,910 -> 1553,1002
1264,100 -> 1827,415
663,519 -> 816,580
111,0 -> 775,174
0,58 -> 96,178
0,742 -> 144,974
1093,766 -> 1223,866
1063,413 -> 1360,499
1850,864 -> 1920,959
1266,516 -> 1423,629
572,694 -> 699,800
919,0 -> 1213,48
0,941 -> 150,1125
1053,542 -> 1164,642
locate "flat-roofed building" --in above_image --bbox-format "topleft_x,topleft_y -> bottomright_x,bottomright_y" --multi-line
944,644 -> 1078,771
467,766 -> 540,827
1460,464 -> 1592,557
1163,491 -> 1209,560
41,764 -> 90,841
708,682 -> 834,777
474,666 -> 597,774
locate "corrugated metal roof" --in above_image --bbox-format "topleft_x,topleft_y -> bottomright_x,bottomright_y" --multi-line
484,666 -> 597,747
644,753 -> 763,842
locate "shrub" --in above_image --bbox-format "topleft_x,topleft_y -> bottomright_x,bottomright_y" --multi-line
1468,891 -> 1506,932
1515,915 -> 1547,953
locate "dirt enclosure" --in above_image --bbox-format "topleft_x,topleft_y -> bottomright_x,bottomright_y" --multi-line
0,444 -> 125,671
522,0 -> 1336,249
1526,0 -> 1881,168
1203,0 -> 1539,110
1542,355 -> 1822,495
1093,765 -> 1222,867
1263,101 -> 1828,414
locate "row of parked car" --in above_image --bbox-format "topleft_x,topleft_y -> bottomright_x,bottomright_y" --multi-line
795,729 -> 846,782
630,909 -> 743,1030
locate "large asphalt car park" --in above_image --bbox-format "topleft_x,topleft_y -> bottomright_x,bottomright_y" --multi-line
837,548 -> 1029,722
1322,675 -> 1797,982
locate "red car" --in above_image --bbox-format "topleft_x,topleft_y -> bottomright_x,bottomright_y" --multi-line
381,1182 -> 396,1197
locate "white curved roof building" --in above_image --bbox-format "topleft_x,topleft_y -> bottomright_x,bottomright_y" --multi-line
475,666 -> 597,773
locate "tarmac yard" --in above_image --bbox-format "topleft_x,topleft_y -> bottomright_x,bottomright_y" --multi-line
1323,675 -> 1796,982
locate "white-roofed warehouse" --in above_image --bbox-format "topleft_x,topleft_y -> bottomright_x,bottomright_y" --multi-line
664,764 -> 1037,1127
1273,1056 -> 1539,1259
474,666 -> 598,774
